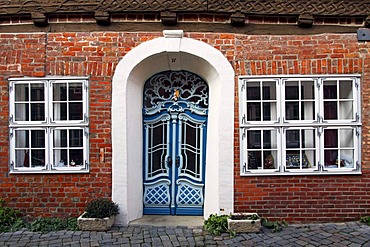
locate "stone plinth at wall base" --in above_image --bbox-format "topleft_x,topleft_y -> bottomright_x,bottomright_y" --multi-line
77,212 -> 115,231
227,213 -> 261,233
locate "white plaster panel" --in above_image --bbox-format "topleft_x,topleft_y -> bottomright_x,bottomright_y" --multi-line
112,31 -> 234,225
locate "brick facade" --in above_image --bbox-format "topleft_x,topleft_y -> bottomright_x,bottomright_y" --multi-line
1,30 -> 370,222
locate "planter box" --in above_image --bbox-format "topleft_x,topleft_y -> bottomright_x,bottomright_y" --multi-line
77,212 -> 115,231
227,213 -> 261,233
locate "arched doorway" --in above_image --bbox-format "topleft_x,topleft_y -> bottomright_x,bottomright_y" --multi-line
112,30 -> 234,225
142,70 -> 208,215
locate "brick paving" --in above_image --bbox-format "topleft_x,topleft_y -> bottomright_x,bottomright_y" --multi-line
0,222 -> 370,246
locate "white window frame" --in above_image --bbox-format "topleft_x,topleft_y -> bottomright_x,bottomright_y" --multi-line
9,77 -> 89,174
239,74 -> 361,176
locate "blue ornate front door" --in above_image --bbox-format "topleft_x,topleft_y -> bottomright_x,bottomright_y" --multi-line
142,71 -> 208,215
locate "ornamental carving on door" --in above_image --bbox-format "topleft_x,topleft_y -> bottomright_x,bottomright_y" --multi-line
143,71 -> 208,115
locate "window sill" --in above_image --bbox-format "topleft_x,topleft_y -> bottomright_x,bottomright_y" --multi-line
9,169 -> 90,174
240,171 -> 362,176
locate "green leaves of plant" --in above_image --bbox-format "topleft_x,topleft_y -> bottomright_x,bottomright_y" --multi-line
29,217 -> 78,233
0,199 -> 25,232
261,218 -> 287,232
203,214 -> 235,236
84,198 -> 119,218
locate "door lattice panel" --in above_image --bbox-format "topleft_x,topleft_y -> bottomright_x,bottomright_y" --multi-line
144,182 -> 170,206
176,181 -> 203,206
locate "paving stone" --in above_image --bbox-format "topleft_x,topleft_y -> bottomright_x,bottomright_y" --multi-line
1,222 -> 370,246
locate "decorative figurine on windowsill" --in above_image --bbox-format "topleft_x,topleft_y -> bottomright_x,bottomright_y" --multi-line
264,154 -> 274,169
59,160 -> 65,167
70,159 -> 76,166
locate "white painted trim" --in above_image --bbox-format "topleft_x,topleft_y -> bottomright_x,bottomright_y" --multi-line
112,30 -> 234,225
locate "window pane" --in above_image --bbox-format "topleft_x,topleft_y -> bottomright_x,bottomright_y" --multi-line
285,83 -> 299,100
246,129 -> 278,170
263,151 -> 277,169
247,130 -> 261,149
30,103 -> 45,121
53,149 -> 67,167
53,103 -> 67,120
339,101 -> 353,120
31,130 -> 45,148
303,150 -> 315,169
247,151 -> 261,170
324,150 -> 338,167
14,130 -> 29,168
339,80 -> 353,99
69,102 -> 83,120
14,83 -> 45,122
53,129 -> 67,147
53,83 -> 67,101
247,86 -> 260,100
324,84 -> 337,99
285,129 -> 316,170
339,150 -> 354,168
15,84 -> 29,101
340,129 -> 354,148
302,129 -> 316,149
246,81 -> 277,122
324,129 -> 339,168
285,80 -> 315,121
15,103 -> 29,121
286,102 -> 299,120
31,84 -> 44,101
69,149 -> 83,166
324,129 -> 338,148
247,102 -> 261,121
69,83 -> 83,100
286,130 -> 300,148
70,129 -> 83,147
15,150 -> 29,168
263,102 -> 275,121
302,81 -> 314,100
52,82 -> 84,121
262,81 -> 276,100
15,130 -> 29,148
302,101 -> 314,120
324,101 -> 337,120
31,149 -> 45,167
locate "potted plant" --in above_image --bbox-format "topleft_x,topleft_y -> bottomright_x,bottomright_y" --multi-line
227,213 -> 261,233
77,198 -> 119,231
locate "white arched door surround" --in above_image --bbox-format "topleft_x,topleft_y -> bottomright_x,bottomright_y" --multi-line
112,30 -> 234,225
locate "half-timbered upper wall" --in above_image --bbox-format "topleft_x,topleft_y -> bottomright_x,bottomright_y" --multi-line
1,0 -> 370,29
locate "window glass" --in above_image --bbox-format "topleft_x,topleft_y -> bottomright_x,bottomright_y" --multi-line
52,82 -> 84,121
285,129 -> 316,170
285,80 -> 315,121
10,78 -> 89,173
245,80 -> 277,122
240,76 -> 360,175
14,83 -> 45,122
246,129 -> 278,170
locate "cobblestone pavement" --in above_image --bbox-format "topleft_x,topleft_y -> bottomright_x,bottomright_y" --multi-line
1,222 -> 370,246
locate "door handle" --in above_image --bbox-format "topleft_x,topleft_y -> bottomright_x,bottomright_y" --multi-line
176,156 -> 180,167
165,156 -> 180,166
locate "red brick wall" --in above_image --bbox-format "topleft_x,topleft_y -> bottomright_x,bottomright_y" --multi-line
0,32 -> 160,218
233,33 -> 370,222
1,31 -> 369,222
